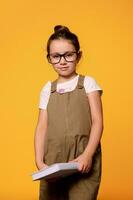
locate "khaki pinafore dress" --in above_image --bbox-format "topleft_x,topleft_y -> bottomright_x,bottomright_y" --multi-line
39,74 -> 102,200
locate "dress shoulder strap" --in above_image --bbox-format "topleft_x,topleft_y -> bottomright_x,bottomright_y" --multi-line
51,79 -> 57,93
77,74 -> 85,89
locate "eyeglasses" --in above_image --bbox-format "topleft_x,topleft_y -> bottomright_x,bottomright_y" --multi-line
47,51 -> 78,64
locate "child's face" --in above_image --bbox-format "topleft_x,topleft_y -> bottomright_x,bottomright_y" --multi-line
48,39 -> 80,77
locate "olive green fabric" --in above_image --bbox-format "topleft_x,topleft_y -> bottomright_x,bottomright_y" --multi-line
39,74 -> 102,200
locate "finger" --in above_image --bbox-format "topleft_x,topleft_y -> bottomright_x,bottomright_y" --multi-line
84,168 -> 90,173
69,159 -> 77,163
71,158 -> 79,162
81,165 -> 89,174
78,163 -> 83,171
81,166 -> 86,173
85,166 -> 91,173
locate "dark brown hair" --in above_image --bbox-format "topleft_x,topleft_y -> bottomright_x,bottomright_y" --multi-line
47,25 -> 80,55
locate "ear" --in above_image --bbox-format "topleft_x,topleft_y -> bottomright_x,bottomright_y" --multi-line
77,51 -> 82,63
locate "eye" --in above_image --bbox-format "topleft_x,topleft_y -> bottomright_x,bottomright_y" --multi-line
65,53 -> 74,57
51,55 -> 60,58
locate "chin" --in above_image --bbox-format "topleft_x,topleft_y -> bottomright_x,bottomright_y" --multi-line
59,71 -> 72,75
60,73 -> 75,79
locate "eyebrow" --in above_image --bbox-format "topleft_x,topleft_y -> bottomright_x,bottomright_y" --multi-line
50,51 -> 75,55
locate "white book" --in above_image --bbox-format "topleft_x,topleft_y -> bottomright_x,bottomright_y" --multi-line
31,162 -> 79,181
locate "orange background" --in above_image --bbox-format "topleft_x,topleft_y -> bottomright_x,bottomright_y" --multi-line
0,0 -> 133,199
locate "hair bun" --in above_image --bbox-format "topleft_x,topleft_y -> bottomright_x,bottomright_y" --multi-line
54,25 -> 70,33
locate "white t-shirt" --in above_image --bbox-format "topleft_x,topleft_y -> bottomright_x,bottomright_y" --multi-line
39,74 -> 103,110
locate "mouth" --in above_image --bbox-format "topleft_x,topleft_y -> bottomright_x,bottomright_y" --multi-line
59,67 -> 69,71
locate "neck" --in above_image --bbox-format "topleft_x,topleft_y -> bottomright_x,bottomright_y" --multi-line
57,72 -> 78,83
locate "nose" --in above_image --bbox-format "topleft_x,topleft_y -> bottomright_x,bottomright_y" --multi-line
60,55 -> 67,64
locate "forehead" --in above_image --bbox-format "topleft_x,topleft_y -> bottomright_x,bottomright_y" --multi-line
49,39 -> 76,54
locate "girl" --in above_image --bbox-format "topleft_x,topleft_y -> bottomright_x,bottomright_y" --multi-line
34,25 -> 104,200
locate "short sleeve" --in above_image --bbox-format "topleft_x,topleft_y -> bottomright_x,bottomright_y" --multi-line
38,81 -> 51,110
84,76 -> 103,96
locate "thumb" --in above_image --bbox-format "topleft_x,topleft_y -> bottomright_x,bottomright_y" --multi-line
69,158 -> 79,163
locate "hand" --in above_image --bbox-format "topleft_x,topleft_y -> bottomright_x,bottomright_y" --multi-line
36,161 -> 48,171
69,152 -> 92,173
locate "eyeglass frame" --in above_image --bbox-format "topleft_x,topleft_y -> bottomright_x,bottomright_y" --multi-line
47,51 -> 79,64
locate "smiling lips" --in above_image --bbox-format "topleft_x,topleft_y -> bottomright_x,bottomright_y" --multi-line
59,67 -> 69,70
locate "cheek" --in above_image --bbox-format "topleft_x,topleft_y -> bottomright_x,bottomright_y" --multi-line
52,64 -> 61,72
53,64 -> 60,69
69,62 -> 77,68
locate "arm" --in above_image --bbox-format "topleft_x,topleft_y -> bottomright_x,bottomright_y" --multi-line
34,109 -> 48,170
84,90 -> 104,157
69,91 -> 104,173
